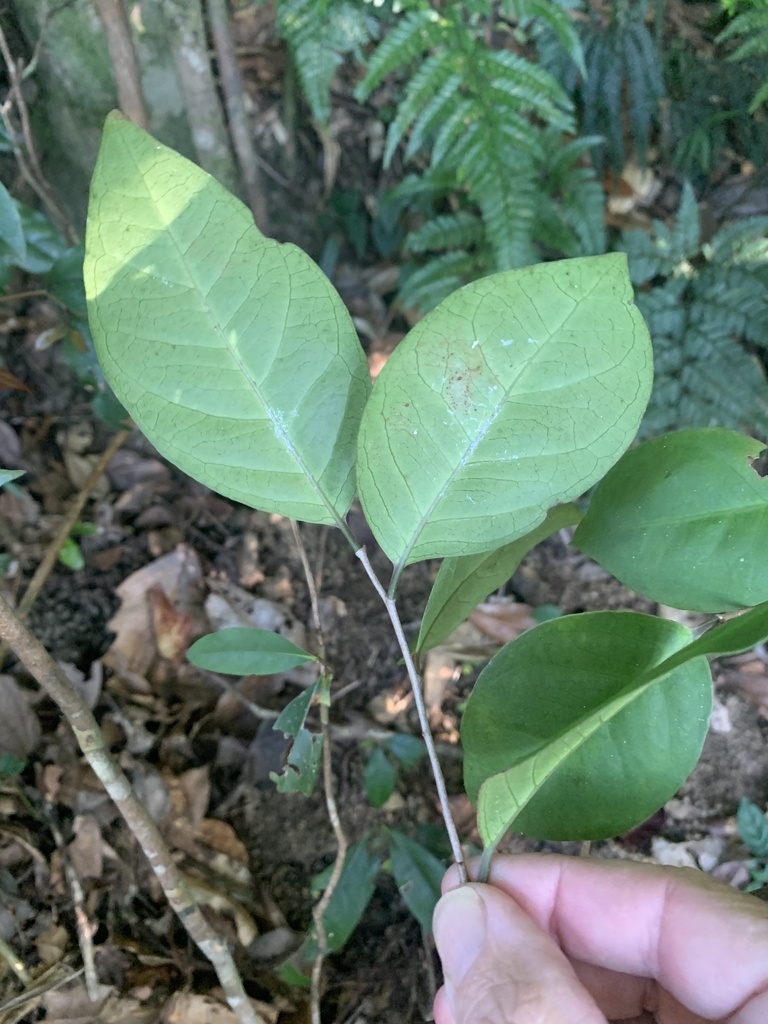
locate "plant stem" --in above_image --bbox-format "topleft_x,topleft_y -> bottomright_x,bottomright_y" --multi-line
355,546 -> 467,885
0,595 -> 264,1024
290,521 -> 348,1023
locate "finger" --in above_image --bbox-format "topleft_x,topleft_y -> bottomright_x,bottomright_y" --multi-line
446,854 -> 768,1021
433,883 -> 607,1024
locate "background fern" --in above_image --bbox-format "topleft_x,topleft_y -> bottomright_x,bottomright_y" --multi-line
718,0 -> 768,112
620,184 -> 768,436
276,0 -> 378,124
355,0 -> 604,310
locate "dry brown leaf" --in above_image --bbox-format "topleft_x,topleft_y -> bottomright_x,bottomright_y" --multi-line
163,992 -> 276,1024
35,921 -> 70,966
0,675 -> 41,757
0,367 -> 31,392
423,649 -> 459,724
105,545 -> 204,676
68,814 -> 104,880
148,586 -> 191,662
468,600 -> 536,645
196,818 -> 249,865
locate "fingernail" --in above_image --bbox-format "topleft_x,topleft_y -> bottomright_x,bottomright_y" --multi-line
433,886 -> 488,990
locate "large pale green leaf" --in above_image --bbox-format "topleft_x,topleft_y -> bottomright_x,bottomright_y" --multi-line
574,429 -> 768,612
356,254 -> 652,574
416,502 -> 581,654
85,113 -> 370,525
462,612 -> 712,844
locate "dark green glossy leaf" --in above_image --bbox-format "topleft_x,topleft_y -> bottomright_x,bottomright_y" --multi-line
388,828 -> 444,934
364,746 -> 396,807
574,429 -> 768,612
187,627 -> 316,676
417,503 -> 580,653
463,612 -> 712,845
385,733 -> 427,768
47,246 -> 87,316
305,841 -> 381,956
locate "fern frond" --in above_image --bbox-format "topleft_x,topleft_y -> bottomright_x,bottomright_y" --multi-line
383,50 -> 459,165
278,0 -> 376,124
484,50 -> 574,132
707,216 -> 768,264
623,22 -> 665,166
430,97 -> 474,168
404,72 -> 463,160
501,0 -> 586,77
406,212 -> 484,254
668,182 -> 701,262
398,250 -> 481,312
355,8 -> 443,98
717,0 -> 768,110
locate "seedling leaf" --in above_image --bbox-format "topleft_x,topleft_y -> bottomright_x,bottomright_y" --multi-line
187,627 -> 316,675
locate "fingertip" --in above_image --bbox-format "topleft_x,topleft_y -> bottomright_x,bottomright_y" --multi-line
433,985 -> 454,1024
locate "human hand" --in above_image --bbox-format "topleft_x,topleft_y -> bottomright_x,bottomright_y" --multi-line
433,854 -> 768,1023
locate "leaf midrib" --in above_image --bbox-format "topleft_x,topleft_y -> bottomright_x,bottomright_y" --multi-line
112,133 -> 342,524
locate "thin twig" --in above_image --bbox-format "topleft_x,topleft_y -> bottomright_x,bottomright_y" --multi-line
94,0 -> 148,128
355,546 -> 467,885
206,0 -> 268,231
0,596 -> 264,1024
46,816 -> 100,1000
290,521 -> 348,1024
0,936 -> 31,986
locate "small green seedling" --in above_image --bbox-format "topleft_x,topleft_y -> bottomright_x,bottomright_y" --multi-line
85,113 -> 768,942
737,797 -> 768,891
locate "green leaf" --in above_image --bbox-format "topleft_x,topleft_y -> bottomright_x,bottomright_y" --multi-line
462,611 -> 712,845
187,627 -> 316,675
634,601 -> 768,690
0,469 -> 24,488
271,726 -> 322,795
364,747 -> 396,807
417,502 -> 581,653
388,828 -> 444,934
357,254 -> 652,575
47,246 -> 87,317
58,537 -> 84,571
0,754 -> 25,780
0,182 -> 25,262
574,428 -> 768,612
272,680 -> 320,738
85,113 -> 371,526
305,841 -> 381,956
15,203 -> 68,274
738,798 -> 768,858
385,733 -> 427,768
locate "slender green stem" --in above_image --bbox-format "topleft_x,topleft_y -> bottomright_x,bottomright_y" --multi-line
355,546 -> 467,885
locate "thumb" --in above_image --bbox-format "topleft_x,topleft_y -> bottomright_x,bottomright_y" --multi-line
432,884 -> 606,1024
